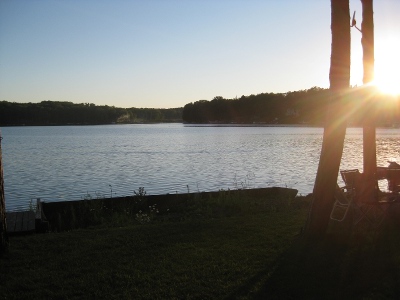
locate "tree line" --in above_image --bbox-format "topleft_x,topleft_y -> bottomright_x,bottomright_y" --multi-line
182,87 -> 400,127
1,87 -> 399,126
0,101 -> 183,126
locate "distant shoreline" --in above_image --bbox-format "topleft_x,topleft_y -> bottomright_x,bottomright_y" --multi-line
2,122 -> 399,129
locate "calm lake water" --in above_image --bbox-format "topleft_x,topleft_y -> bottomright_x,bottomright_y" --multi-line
2,124 -> 400,211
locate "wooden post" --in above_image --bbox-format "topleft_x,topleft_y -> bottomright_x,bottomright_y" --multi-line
307,0 -> 350,239
0,132 -> 9,257
361,0 -> 377,201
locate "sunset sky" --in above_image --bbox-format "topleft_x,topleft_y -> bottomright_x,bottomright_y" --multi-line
1,0 -> 399,108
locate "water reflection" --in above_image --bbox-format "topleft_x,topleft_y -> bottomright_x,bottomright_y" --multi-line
1,124 -> 399,211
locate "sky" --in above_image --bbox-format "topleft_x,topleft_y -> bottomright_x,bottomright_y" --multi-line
0,0 -> 399,109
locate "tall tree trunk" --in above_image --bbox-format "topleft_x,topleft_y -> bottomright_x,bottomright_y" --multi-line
307,0 -> 350,239
0,133 -> 8,257
361,0 -> 377,201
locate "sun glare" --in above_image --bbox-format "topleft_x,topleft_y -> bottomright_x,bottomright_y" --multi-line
374,37 -> 400,96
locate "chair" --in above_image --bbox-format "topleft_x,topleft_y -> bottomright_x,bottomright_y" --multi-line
330,184 -> 353,222
347,169 -> 399,228
330,169 -> 360,222
331,168 -> 400,229
340,169 -> 361,195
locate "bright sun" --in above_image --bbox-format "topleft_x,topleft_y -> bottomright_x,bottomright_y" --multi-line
374,37 -> 400,96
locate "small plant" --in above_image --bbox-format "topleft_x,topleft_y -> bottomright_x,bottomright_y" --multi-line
29,199 -> 34,212
135,210 -> 150,224
135,204 -> 159,224
233,171 -> 255,190
82,192 -> 92,200
95,191 -> 105,199
134,187 -> 146,198
133,187 -> 147,206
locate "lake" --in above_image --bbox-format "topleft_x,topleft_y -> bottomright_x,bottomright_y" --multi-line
1,124 -> 400,211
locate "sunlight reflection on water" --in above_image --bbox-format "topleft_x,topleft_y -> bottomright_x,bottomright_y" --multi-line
1,124 -> 400,211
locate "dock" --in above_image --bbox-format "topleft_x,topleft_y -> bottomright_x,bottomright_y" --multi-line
5,199 -> 48,234
6,210 -> 36,234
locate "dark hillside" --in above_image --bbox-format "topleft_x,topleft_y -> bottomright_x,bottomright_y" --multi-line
0,101 -> 183,126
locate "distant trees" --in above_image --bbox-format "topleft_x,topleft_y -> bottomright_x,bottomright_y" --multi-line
1,87 -> 399,127
0,101 -> 183,126
183,87 -> 400,126
125,107 -> 182,123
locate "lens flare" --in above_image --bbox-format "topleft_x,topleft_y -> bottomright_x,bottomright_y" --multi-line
374,37 -> 400,96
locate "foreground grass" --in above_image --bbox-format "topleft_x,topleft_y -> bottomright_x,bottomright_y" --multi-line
1,196 -> 399,299
1,207 -> 306,299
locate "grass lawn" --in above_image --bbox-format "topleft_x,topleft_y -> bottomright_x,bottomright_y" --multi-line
1,195 -> 399,299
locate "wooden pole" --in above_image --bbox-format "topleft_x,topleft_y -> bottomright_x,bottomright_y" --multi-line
307,0 -> 350,239
361,0 -> 377,201
0,132 -> 9,257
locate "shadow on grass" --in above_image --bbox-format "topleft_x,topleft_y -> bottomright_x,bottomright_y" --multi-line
227,208 -> 400,300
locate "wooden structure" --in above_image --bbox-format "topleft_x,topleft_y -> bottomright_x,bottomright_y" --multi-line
6,211 -> 36,234
5,199 -> 48,234
0,132 -> 8,255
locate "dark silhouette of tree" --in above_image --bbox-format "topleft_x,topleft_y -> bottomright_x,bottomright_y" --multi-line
361,0 -> 377,201
307,0 -> 351,239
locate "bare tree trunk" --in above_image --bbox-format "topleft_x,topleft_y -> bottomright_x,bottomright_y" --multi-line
361,0 -> 377,201
0,133 -> 8,257
307,0 -> 350,239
